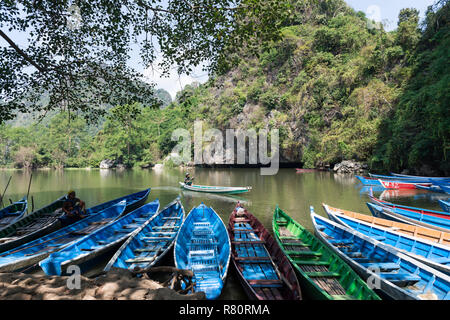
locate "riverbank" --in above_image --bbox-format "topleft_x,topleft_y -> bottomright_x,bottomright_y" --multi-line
0,268 -> 205,300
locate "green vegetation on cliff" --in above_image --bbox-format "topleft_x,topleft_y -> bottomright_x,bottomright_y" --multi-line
1,0 -> 448,174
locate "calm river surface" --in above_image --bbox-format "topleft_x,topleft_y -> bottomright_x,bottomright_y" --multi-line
0,168 -> 448,299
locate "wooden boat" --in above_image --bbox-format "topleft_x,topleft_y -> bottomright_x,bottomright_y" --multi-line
323,204 -> 450,275
370,173 -> 450,182
414,184 -> 445,193
39,199 -> 160,275
0,189 -> 150,253
0,197 -> 27,231
369,195 -> 450,220
0,201 -> 127,272
391,173 -> 450,181
228,204 -> 302,300
273,206 -> 380,300
104,198 -> 185,272
322,204 -> 450,246
434,182 -> 450,195
179,182 -> 251,194
439,200 -> 450,213
367,203 -> 450,233
311,209 -> 450,300
378,179 -> 432,190
174,203 -> 231,299
356,176 -> 381,186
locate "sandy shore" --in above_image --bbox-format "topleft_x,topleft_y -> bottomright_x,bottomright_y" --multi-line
0,268 -> 205,300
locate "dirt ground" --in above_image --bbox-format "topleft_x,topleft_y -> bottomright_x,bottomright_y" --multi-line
0,267 -> 205,300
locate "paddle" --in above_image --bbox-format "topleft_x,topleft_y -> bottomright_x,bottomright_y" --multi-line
0,176 -> 12,209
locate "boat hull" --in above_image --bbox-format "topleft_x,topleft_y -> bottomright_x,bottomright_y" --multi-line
311,210 -> 450,300
228,204 -> 302,300
179,182 -> 251,194
439,200 -> 450,213
379,180 -> 432,190
0,197 -> 28,232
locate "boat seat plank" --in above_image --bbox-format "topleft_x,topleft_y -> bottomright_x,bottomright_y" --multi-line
379,273 -> 421,286
305,271 -> 341,278
232,240 -> 265,244
293,260 -> 330,266
286,250 -> 322,257
235,256 -> 271,262
428,257 -> 450,264
360,262 -> 400,271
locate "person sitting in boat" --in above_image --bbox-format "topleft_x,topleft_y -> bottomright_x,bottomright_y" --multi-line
60,190 -> 87,225
184,173 -> 194,186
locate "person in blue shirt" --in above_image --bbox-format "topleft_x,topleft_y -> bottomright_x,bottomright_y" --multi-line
184,173 -> 194,186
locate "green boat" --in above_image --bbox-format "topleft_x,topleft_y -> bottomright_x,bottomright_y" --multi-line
272,206 -> 381,300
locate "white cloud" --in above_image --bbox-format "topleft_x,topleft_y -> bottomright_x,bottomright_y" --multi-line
142,60 -> 209,100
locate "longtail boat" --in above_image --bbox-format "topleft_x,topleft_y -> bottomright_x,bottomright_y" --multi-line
391,173 -> 450,181
0,197 -> 27,231
356,176 -> 381,186
322,204 -> 450,246
439,200 -> 450,213
311,209 -> 450,300
39,199 -> 160,275
0,188 -> 150,253
174,203 -> 231,299
370,173 -> 450,182
369,195 -> 450,220
228,204 -> 302,300
367,203 -> 450,233
378,179 -> 432,190
272,206 -> 380,300
414,184 -> 445,193
0,201 -> 127,272
104,198 -> 185,272
324,204 -> 450,275
179,182 -> 251,194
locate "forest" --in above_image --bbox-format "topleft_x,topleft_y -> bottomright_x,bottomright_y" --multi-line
0,0 -> 449,174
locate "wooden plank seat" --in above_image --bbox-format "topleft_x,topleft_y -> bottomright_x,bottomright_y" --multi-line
346,252 -> 364,258
370,236 -> 386,241
293,260 -> 330,266
125,256 -> 157,263
305,271 -> 341,278
162,217 -> 181,220
122,223 -> 142,229
328,239 -> 354,245
232,240 -> 266,244
134,247 -> 161,253
379,272 -> 421,286
142,236 -> 173,240
286,250 -> 322,257
360,262 -> 400,271
152,225 -> 179,230
235,256 -> 271,262
248,279 -> 283,287
232,229 -> 256,233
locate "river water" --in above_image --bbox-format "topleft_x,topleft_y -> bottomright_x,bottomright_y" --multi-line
0,168 -> 447,299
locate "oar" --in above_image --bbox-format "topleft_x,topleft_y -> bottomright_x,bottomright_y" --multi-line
0,176 -> 12,209
26,173 -> 32,200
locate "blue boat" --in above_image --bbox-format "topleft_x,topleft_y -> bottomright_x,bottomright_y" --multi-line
434,182 -> 450,195
356,176 -> 381,186
369,173 -> 450,183
174,203 -> 231,300
367,203 -> 450,233
0,188 -> 150,254
439,200 -> 450,213
39,199 -> 160,275
310,208 -> 450,300
104,198 -> 185,272
391,173 -> 450,181
0,201 -> 127,272
414,184 -> 445,193
0,197 -> 27,231
323,204 -> 450,275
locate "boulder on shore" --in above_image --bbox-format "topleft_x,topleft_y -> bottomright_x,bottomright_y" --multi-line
99,159 -> 115,169
333,160 -> 367,174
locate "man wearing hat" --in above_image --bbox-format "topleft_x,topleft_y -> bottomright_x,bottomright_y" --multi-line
60,190 -> 87,225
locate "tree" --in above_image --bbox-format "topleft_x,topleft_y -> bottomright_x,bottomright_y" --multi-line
0,0 -> 288,123
396,8 -> 420,52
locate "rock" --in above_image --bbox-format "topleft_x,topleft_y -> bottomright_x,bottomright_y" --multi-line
116,163 -> 127,170
140,163 -> 153,169
153,163 -> 164,170
99,159 -> 115,169
333,160 -> 367,174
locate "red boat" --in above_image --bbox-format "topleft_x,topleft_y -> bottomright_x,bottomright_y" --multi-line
378,179 -> 432,190
370,195 -> 450,220
227,203 -> 302,300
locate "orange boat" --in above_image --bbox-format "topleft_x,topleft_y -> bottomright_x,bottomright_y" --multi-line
323,204 -> 450,246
